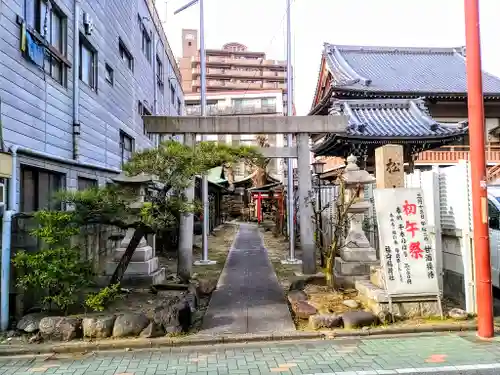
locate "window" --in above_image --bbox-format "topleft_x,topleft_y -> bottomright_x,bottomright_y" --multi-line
138,101 -> 153,138
177,98 -> 182,115
21,166 -> 64,212
120,131 -> 134,166
105,63 -> 114,85
139,19 -> 152,62
170,82 -> 175,105
25,0 -> 67,85
77,177 -> 97,191
79,35 -> 97,89
119,39 -> 134,71
156,55 -> 163,88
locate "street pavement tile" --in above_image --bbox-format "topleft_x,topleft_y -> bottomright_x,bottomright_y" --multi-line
4,334 -> 500,374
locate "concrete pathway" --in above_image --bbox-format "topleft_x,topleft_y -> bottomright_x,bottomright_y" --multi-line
4,333 -> 500,374
200,223 -> 295,335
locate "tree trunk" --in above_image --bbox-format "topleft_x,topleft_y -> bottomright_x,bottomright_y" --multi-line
325,255 -> 335,289
109,225 -> 147,286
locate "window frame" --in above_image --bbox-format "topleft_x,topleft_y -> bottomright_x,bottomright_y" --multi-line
20,165 -> 65,212
170,82 -> 175,105
120,131 -> 135,167
105,63 -> 114,85
77,176 -> 98,191
156,54 -> 164,89
24,0 -> 69,86
79,34 -> 98,90
119,38 -> 134,72
138,15 -> 152,62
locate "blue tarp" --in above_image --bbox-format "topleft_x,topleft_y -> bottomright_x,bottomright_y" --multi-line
25,32 -> 44,68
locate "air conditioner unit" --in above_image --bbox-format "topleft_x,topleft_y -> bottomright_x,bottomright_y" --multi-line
83,12 -> 94,35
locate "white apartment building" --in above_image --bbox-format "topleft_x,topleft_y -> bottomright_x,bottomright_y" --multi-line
185,89 -> 286,181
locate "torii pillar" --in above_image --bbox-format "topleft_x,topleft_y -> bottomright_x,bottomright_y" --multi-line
144,115 -> 348,277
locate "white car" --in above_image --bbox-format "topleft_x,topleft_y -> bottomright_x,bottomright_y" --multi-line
487,185 -> 500,288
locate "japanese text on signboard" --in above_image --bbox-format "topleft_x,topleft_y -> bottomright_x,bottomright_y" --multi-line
374,188 -> 439,296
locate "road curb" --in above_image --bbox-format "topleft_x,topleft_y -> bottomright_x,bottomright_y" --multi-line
0,322 -> 478,356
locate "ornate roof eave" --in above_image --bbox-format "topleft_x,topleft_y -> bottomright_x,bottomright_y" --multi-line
312,132 -> 467,156
331,88 -> 500,101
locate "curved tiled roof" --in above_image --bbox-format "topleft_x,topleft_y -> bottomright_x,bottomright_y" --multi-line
323,43 -> 500,95
312,98 -> 468,156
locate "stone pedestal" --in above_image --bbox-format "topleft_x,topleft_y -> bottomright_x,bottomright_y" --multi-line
334,156 -> 377,288
355,279 -> 441,318
105,229 -> 166,285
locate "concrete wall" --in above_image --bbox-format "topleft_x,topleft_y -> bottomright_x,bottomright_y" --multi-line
0,0 -> 183,200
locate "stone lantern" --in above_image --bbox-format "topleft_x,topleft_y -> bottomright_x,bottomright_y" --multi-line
111,173 -> 159,209
334,155 -> 377,288
104,173 -> 166,285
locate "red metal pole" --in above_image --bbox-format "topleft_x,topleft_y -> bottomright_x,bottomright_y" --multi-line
464,0 -> 494,339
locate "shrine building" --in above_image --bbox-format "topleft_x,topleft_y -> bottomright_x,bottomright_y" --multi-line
309,43 -> 500,178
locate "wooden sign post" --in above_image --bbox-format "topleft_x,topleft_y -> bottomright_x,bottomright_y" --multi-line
375,144 -> 405,189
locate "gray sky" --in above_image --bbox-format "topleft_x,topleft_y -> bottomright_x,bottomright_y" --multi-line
156,0 -> 500,115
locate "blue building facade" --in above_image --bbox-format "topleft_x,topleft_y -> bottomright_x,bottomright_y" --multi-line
0,0 -> 183,211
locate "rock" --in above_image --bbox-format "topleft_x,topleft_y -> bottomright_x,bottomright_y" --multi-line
39,317 -> 82,341
341,311 -> 378,329
28,332 -> 43,344
287,290 -> 308,304
448,308 -> 468,321
17,313 -> 49,333
140,321 -> 165,338
292,301 -> 318,319
308,314 -> 343,330
289,279 -> 307,292
377,310 -> 394,324
153,297 -> 192,333
6,330 -> 20,338
342,299 -> 359,309
196,279 -> 217,295
112,313 -> 149,338
82,316 -> 116,339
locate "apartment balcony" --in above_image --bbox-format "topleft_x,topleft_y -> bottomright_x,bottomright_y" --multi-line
192,68 -> 286,82
262,70 -> 286,78
416,145 -> 500,164
191,56 -> 287,68
192,79 -> 265,90
263,82 -> 287,90
185,103 -> 278,116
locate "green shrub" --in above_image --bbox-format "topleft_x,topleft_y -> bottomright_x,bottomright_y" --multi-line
85,283 -> 122,312
12,211 -> 94,313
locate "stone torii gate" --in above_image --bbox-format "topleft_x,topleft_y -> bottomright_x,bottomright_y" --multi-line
143,115 -> 347,277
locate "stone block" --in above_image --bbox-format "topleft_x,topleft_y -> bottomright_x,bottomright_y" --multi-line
114,246 -> 153,262
105,257 -> 159,276
333,271 -> 369,289
334,257 -> 376,276
355,279 -> 441,318
340,247 -> 378,262
370,265 -> 385,289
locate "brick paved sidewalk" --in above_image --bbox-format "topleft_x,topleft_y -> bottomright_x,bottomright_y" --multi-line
3,333 -> 500,375
200,223 -> 295,335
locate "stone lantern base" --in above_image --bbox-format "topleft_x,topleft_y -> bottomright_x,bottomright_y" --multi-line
104,229 -> 166,285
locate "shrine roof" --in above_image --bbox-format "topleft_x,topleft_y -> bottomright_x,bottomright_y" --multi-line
322,43 -> 500,96
312,98 -> 468,156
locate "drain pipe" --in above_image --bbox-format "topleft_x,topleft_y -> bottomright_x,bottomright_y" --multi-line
1,145 -> 18,331
72,0 -> 81,160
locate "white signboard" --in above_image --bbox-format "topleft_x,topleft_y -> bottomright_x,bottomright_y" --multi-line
373,188 -> 439,296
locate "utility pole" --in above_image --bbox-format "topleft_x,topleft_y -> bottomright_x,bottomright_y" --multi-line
464,0 -> 493,338
175,0 -> 215,266
281,0 -> 301,266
